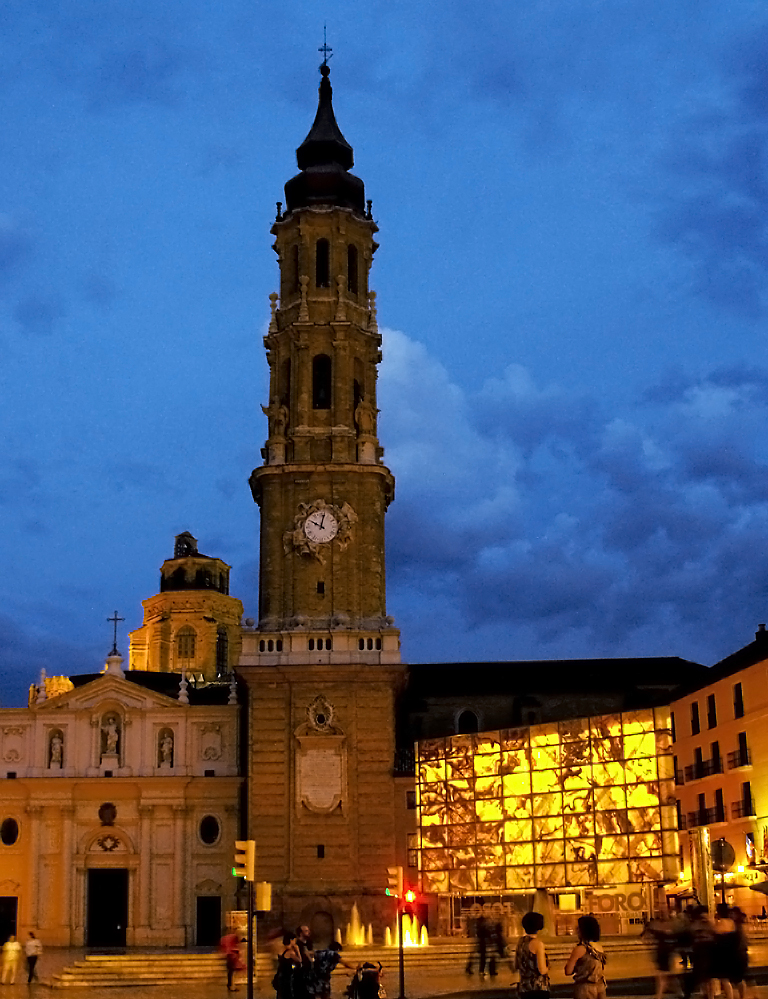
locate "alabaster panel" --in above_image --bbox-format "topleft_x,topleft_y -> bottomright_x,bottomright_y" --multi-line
478,866 -> 505,890
415,708 -> 669,891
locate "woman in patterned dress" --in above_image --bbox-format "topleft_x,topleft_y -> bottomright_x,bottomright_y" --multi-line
515,911 -> 551,999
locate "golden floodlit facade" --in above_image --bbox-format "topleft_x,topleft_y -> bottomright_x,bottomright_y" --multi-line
414,709 -> 679,931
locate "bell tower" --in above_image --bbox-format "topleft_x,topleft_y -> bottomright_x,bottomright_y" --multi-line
238,60 -> 405,936
247,60 -> 400,664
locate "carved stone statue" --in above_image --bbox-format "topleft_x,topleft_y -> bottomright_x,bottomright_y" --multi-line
101,715 -> 119,758
160,733 -> 174,767
355,398 -> 376,436
49,733 -> 63,768
261,397 -> 289,439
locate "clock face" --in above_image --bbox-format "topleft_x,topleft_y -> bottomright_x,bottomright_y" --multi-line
303,509 -> 339,544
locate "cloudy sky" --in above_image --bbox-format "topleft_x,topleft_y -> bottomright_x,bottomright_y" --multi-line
2,0 -> 767,705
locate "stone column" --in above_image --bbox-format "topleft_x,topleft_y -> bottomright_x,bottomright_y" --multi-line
138,804 -> 153,939
173,804 -> 189,945
24,804 -> 43,927
59,804 -> 75,942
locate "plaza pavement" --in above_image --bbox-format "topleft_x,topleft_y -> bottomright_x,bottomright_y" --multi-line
8,940 -> 768,999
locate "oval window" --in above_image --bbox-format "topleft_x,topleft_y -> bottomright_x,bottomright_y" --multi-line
199,815 -> 220,845
1,818 -> 19,846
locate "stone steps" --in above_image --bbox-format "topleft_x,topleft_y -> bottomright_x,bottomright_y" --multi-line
48,938 -> 657,988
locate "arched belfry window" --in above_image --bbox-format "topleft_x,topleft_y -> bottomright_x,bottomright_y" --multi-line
315,239 -> 330,288
457,710 -> 479,735
347,245 -> 358,295
313,354 -> 332,409
177,627 -> 196,661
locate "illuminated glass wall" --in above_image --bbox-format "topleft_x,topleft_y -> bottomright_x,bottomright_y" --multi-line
416,709 -> 678,893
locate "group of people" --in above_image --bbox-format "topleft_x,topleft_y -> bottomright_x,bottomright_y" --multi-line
271,926 -> 379,999
645,904 -> 751,999
516,912 -> 607,999
1,933 -> 43,985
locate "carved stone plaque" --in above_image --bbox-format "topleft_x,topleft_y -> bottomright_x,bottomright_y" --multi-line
295,735 -> 345,813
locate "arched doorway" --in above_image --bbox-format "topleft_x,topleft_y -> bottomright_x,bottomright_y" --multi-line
309,911 -> 335,948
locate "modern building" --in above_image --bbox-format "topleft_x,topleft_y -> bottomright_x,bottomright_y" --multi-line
670,624 -> 768,914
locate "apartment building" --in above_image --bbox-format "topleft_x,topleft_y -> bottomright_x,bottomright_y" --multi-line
671,625 -> 768,913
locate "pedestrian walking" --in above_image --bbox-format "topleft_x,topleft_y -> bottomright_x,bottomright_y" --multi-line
643,909 -> 676,999
515,911 -> 550,999
24,933 -> 42,984
465,914 -> 489,976
311,941 -> 354,999
220,929 -> 243,991
1,936 -> 22,984
564,915 -> 607,999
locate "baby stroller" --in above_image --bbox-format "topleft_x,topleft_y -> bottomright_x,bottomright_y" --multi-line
345,962 -> 385,999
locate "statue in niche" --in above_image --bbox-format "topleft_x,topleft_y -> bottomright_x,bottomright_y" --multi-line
159,732 -> 174,767
354,398 -> 376,436
261,397 -> 289,439
101,715 -> 120,758
49,733 -> 63,768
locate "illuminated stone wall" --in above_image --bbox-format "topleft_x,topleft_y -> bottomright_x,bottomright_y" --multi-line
416,708 -> 678,893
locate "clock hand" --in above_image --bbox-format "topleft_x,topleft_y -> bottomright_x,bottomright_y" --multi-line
318,513 -> 325,527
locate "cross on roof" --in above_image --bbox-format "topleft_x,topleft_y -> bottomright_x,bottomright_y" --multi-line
318,25 -> 332,66
107,610 -> 125,656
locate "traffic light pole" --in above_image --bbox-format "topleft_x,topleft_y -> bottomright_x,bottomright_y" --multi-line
397,902 -> 406,999
247,879 -> 254,999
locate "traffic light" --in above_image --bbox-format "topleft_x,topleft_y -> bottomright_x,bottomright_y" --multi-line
255,881 -> 272,912
386,865 -> 403,897
403,888 -> 417,914
234,839 -> 255,881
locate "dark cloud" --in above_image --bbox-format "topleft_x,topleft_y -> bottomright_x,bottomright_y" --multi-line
13,294 -> 65,335
89,39 -> 195,110
0,614 -> 98,708
656,28 -> 768,318
0,217 -> 33,283
81,272 -> 118,308
381,330 -> 768,664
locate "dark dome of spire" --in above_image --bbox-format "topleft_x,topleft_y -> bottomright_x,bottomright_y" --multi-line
284,64 -> 365,215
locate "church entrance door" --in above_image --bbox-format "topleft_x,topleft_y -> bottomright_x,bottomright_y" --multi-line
196,896 -> 222,945
0,897 -> 17,944
87,869 -> 128,947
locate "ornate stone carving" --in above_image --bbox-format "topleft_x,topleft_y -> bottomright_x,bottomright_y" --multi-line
2,727 -> 24,763
95,834 -> 121,852
306,695 -> 336,733
295,700 -> 345,814
283,499 -> 357,564
200,724 -> 222,761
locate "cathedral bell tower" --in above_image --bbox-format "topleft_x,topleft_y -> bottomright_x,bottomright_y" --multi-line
247,61 -> 400,664
238,61 -> 405,936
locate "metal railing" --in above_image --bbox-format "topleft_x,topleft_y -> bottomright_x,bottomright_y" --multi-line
731,799 -> 756,818
727,748 -> 751,769
684,757 -> 723,781
687,805 -> 727,827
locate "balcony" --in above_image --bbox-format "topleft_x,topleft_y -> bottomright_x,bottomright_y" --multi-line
727,748 -> 752,769
684,757 -> 723,782
687,806 -> 727,828
674,769 -> 685,786
731,799 -> 756,819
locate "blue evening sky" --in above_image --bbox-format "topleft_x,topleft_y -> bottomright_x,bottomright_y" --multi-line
2,1 -> 768,704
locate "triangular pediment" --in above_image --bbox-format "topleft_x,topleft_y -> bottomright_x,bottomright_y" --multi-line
34,673 -> 184,713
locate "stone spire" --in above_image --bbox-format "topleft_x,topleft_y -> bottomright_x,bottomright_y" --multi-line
284,64 -> 365,215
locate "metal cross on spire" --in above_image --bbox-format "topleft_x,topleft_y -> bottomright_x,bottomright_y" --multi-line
318,24 -> 332,66
107,610 -> 125,656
